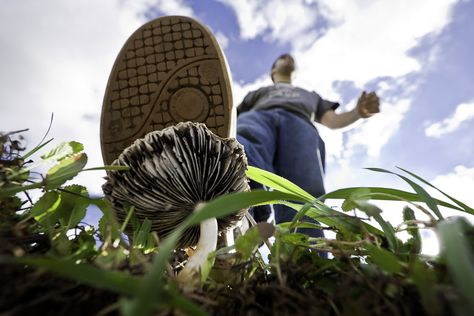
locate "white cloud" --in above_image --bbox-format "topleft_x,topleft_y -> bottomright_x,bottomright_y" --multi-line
217,0 -> 267,40
317,125 -> 344,162
425,101 -> 474,138
344,99 -> 411,159
215,31 -> 230,49
0,0 -> 195,195
150,0 -> 195,16
295,0 -> 458,91
218,0 -> 458,90
431,165 -> 474,211
217,0 -> 319,46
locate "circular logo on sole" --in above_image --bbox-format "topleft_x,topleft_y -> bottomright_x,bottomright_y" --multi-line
170,87 -> 209,122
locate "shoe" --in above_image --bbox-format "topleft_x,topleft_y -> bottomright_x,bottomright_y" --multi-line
100,15 -> 234,165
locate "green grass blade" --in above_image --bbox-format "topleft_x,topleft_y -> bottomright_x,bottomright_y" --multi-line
0,182 -> 43,198
438,217 -> 474,314
279,221 -> 324,231
93,199 -> 123,242
366,168 -> 444,220
397,166 -> 474,215
82,165 -> 130,172
282,201 -> 383,236
6,257 -> 141,295
22,137 -> 54,160
403,206 -> 422,254
124,228 -> 184,316
289,202 -> 313,231
354,201 -> 400,252
246,166 -> 315,202
188,190 -> 307,226
167,293 -> 208,316
23,112 -> 55,160
322,187 -> 464,212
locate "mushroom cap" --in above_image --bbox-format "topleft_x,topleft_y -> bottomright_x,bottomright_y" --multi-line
102,122 -> 249,248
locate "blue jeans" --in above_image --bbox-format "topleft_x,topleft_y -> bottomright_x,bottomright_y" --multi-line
237,108 -> 326,238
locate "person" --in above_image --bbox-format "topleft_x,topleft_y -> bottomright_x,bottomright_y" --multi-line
100,15 -> 380,240
236,53 -> 380,237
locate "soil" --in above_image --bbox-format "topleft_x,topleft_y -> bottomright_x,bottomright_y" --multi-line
0,248 -> 449,316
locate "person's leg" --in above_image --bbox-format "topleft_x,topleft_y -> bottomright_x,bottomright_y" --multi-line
273,109 -> 326,238
236,110 -> 278,222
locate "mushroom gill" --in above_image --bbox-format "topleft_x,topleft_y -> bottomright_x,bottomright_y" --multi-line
102,121 -> 250,249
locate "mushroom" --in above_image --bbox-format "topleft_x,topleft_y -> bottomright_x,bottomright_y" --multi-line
102,122 -> 249,286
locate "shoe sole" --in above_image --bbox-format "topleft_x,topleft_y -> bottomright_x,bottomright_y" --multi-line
100,16 -> 233,165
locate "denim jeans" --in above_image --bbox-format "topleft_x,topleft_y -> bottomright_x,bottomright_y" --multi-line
237,108 -> 326,238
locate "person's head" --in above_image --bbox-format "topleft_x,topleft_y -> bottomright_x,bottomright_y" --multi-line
270,53 -> 295,83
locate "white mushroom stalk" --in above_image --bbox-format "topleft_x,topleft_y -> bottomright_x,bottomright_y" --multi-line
177,213 -> 218,290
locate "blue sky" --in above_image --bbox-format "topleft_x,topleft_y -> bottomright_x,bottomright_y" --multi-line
1,0 -> 473,226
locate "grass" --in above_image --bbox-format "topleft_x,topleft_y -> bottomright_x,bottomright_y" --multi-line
1,130 -> 473,316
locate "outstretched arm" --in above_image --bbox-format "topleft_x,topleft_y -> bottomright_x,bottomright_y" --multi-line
319,91 -> 380,129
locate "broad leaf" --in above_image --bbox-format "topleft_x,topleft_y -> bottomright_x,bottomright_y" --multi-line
34,185 -> 89,230
41,141 -> 83,162
57,185 -> 89,229
30,191 -> 61,219
45,153 -> 88,189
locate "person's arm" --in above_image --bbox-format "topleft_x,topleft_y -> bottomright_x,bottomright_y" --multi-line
319,91 -> 380,129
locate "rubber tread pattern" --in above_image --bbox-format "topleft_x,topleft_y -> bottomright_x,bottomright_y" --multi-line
100,16 -> 231,165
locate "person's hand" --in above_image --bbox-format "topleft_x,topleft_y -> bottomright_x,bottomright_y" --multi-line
356,91 -> 380,118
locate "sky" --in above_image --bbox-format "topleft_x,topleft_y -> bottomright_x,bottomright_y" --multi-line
1,0 -> 473,232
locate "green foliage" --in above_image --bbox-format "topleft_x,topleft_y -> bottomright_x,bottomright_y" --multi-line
402,206 -> 422,254
1,130 -> 474,316
14,256 -> 141,295
40,141 -> 84,162
33,185 -> 89,231
235,225 -> 264,260
364,244 -> 403,274
438,217 -> 474,314
366,167 -> 445,219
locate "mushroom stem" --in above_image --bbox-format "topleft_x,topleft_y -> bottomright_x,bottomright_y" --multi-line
177,216 -> 218,290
